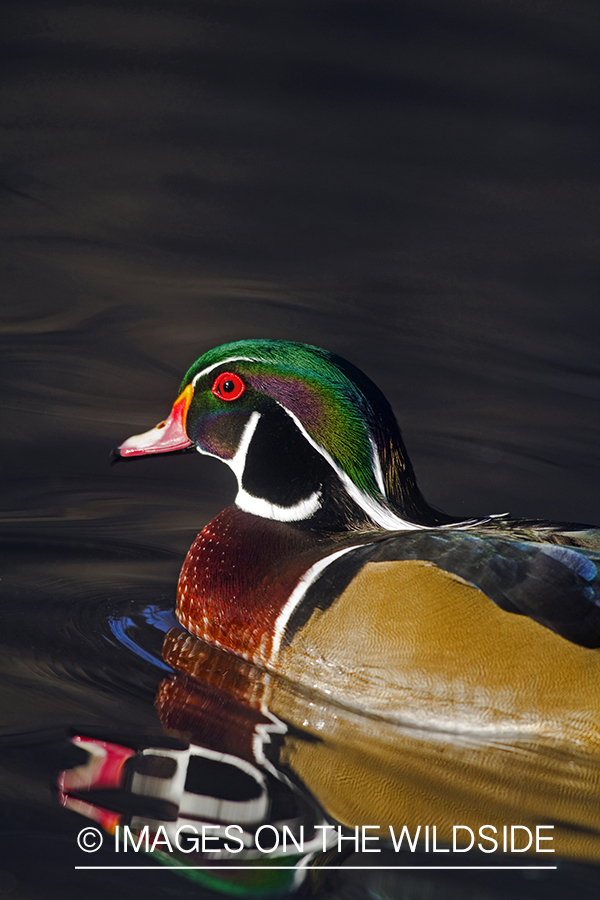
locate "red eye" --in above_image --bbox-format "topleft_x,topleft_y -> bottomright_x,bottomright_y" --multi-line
211,372 -> 246,401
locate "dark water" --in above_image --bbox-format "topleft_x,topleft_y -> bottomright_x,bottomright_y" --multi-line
2,1 -> 600,897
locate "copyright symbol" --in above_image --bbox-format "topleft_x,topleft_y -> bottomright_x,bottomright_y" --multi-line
77,826 -> 103,852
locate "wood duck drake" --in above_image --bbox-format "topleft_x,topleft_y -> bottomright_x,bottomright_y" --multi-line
114,340 -> 600,737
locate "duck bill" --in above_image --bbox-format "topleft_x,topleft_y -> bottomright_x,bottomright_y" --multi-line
113,384 -> 194,461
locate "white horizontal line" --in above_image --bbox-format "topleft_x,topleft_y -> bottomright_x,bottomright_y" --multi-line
76,865 -> 558,871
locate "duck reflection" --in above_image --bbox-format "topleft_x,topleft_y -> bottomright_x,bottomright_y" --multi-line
59,630 -> 331,897
61,616 -> 600,881
59,339 -> 600,890
160,627 -> 600,864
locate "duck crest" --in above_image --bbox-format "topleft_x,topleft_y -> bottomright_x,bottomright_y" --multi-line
180,340 -> 457,530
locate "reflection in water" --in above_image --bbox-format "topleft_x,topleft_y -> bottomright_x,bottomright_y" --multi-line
103,336 -> 600,877
57,589 -> 600,900
161,626 -> 600,862
29,330 -> 600,897
2,358 -> 599,898
59,605 -> 332,898
0,467 -> 598,900
3,5 -> 600,897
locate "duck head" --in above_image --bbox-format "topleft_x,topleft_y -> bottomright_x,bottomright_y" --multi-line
115,339 -> 452,530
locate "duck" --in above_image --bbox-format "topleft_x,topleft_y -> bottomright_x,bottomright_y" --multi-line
113,339 -> 600,740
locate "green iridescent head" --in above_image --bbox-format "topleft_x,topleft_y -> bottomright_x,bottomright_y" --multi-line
118,339 -> 446,528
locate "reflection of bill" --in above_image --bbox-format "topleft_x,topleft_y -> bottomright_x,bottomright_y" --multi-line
100,338 -> 600,879
59,619 -> 591,888
58,635 -> 334,895
61,731 -> 328,895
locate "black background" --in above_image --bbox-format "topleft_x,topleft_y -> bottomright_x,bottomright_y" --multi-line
1,2 -> 600,898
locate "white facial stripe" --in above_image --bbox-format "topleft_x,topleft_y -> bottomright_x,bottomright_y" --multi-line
274,402 -> 427,531
195,445 -> 222,461
191,356 -> 489,530
225,410 -> 323,522
236,488 -> 322,521
229,410 -> 261,480
190,354 -> 420,527
370,436 -> 387,497
269,545 -> 363,663
191,356 -> 261,388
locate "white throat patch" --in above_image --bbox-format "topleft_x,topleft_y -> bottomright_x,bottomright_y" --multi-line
229,411 -> 323,522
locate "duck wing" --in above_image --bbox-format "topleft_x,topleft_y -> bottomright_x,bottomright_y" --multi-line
370,528 -> 600,648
